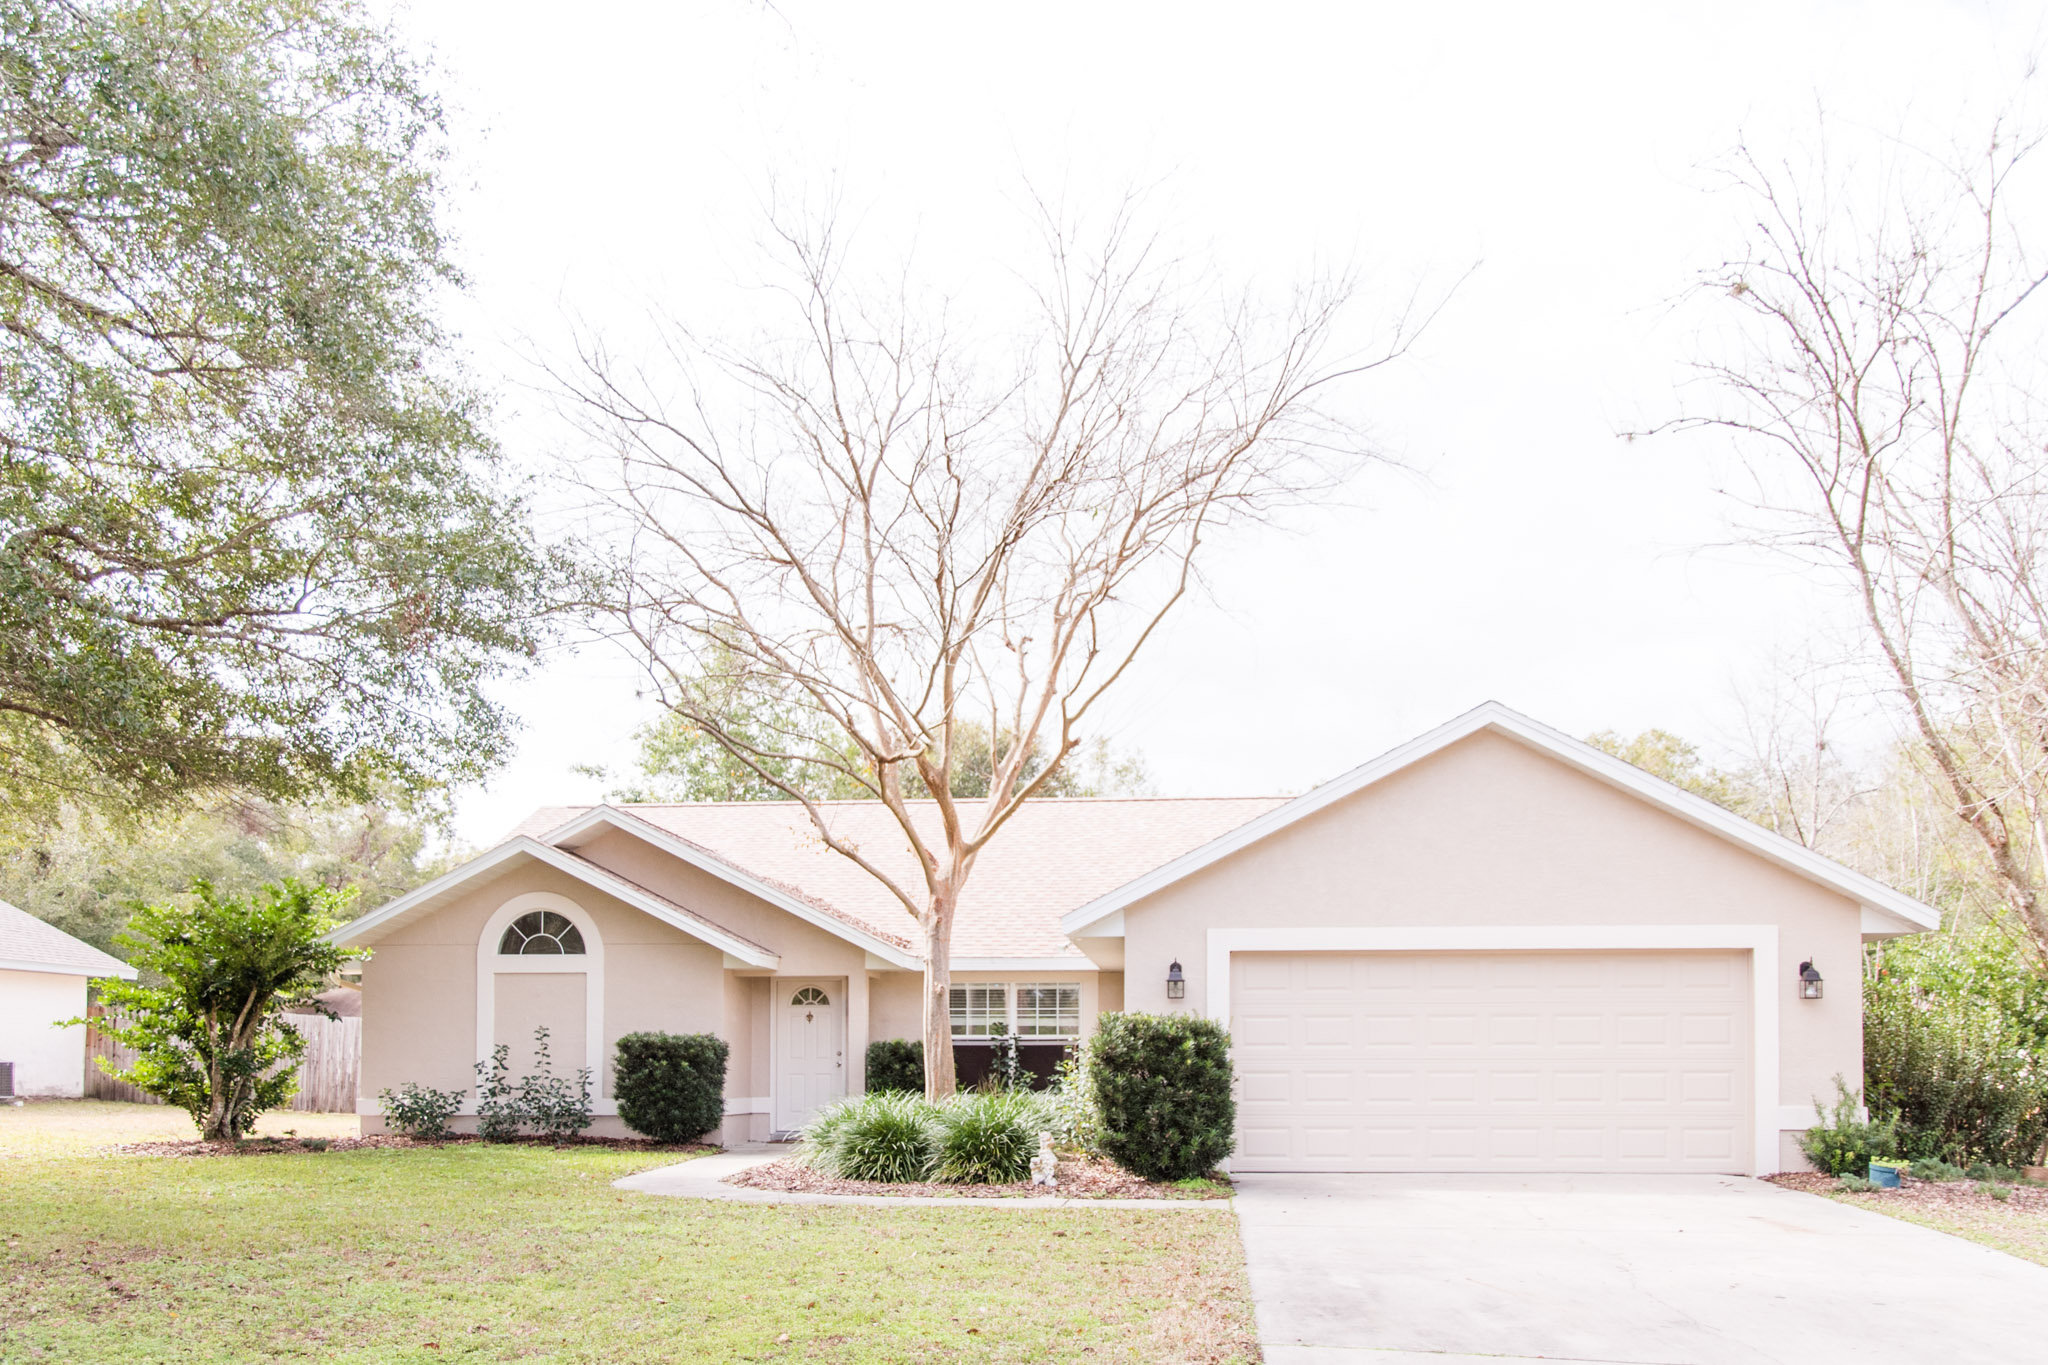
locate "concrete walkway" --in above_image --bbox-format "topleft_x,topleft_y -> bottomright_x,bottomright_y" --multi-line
1234,1172 -> 2048,1365
612,1143 -> 1222,1210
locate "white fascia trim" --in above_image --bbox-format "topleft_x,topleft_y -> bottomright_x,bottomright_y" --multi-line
1063,701 -> 1940,937
543,806 -> 921,970
326,836 -> 779,968
0,956 -> 135,980
1204,924 -> 1784,1178
952,958 -> 1097,972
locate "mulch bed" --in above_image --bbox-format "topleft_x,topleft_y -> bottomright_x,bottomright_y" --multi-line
1768,1170 -> 2048,1211
115,1134 -> 719,1159
724,1154 -> 1231,1200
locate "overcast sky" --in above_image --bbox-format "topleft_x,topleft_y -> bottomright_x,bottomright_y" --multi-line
389,0 -> 2043,847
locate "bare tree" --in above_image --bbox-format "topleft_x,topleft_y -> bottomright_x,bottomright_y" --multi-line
1674,105 -> 2048,959
553,194 -> 1423,1096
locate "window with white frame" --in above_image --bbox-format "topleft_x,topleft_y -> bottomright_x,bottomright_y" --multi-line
1012,983 -> 1081,1039
950,984 -> 1008,1038
949,982 -> 1081,1040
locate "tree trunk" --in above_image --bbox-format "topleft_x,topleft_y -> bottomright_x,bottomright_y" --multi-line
921,897 -> 957,1100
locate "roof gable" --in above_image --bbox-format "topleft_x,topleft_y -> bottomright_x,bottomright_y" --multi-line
0,899 -> 136,979
324,836 -> 781,967
1059,701 -> 1941,938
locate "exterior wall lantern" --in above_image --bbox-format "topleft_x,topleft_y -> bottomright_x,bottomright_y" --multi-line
1799,960 -> 1823,1000
1166,960 -> 1186,1000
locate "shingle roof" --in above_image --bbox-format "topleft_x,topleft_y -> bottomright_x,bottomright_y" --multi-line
0,899 -> 136,978
512,797 -> 1286,962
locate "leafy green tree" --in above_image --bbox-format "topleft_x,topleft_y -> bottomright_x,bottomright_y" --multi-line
0,795 -> 449,961
1585,729 -> 1752,812
0,0 -> 564,816
89,880 -> 354,1140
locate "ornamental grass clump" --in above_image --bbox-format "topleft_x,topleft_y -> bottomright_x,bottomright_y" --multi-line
798,1092 -> 939,1183
932,1090 -> 1051,1184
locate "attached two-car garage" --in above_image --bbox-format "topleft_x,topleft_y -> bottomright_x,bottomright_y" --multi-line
1230,949 -> 1751,1173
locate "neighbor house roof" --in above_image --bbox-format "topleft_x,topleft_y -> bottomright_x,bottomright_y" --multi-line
521,796 -> 1289,964
0,899 -> 137,979
1059,701 -> 1943,939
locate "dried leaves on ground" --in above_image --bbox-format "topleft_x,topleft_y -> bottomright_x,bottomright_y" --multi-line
1769,1172 -> 2048,1267
728,1154 -> 1233,1200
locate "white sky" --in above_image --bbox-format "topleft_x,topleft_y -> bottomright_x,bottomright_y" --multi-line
393,0 -> 2044,847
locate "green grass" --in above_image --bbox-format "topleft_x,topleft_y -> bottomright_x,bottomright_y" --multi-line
1,1103 -> 1256,1363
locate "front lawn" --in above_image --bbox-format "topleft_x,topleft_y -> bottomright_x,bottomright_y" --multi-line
2,1102 -> 1256,1363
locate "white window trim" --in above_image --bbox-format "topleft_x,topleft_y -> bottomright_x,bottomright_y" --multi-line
949,980 -> 1083,1043
476,893 -> 608,1112
1204,925 -> 1782,1177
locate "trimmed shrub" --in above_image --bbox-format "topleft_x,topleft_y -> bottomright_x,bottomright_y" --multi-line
1798,1077 -> 1899,1177
1865,929 -> 2048,1166
865,1039 -> 926,1094
378,1081 -> 465,1139
933,1090 -> 1051,1184
797,1092 -> 939,1182
1092,1012 -> 1235,1182
615,1032 -> 730,1143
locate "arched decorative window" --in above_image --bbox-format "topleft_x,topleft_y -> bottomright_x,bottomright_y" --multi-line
497,910 -> 586,956
790,986 -> 830,1006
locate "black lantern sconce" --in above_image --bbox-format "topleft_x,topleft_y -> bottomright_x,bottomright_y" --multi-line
1166,960 -> 1186,1000
1799,960 -> 1823,1000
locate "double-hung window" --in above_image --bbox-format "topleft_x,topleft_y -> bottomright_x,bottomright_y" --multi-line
949,984 -> 1009,1038
1012,983 -> 1081,1038
949,981 -> 1081,1040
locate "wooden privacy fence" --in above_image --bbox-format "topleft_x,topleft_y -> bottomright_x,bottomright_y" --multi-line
85,1006 -> 361,1113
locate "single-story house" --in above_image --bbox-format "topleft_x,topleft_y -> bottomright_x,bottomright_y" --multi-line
0,899 -> 137,1098
331,702 -> 1938,1174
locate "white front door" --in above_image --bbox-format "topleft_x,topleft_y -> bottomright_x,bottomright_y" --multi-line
774,981 -> 845,1133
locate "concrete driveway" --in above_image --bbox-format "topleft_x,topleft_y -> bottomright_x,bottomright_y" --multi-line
1234,1172 -> 2048,1364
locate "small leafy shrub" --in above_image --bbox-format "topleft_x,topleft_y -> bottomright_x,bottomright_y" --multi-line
378,1081 -> 466,1140
1092,1012 -> 1236,1182
301,1137 -> 331,1151
1985,1181 -> 2013,1201
797,1091 -> 937,1182
517,1027 -> 594,1139
474,1044 -> 522,1141
1837,1174 -> 1874,1192
1046,1040 -> 1103,1154
472,1027 -> 592,1140
987,1020 -> 1024,1090
615,1032 -> 730,1142
1798,1077 -> 1899,1177
865,1039 -> 926,1094
932,1090 -> 1050,1184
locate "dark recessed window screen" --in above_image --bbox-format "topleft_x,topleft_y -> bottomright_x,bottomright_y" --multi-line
497,910 -> 586,955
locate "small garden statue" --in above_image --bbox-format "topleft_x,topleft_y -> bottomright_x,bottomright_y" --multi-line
1030,1131 -> 1059,1187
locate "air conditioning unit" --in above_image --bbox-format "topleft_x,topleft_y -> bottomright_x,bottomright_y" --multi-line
0,1061 -> 14,1100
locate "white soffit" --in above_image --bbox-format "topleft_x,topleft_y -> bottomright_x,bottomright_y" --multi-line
324,836 -> 781,968
1059,701 -> 1942,938
540,805 -> 922,969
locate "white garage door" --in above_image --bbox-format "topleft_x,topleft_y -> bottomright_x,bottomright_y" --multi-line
1231,950 -> 1751,1173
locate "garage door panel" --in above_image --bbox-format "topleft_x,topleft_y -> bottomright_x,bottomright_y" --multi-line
1230,951 -> 1750,1173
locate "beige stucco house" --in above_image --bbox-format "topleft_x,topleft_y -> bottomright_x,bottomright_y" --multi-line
331,702 -> 1938,1174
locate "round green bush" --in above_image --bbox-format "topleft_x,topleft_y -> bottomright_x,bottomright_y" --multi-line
613,1031 -> 729,1143
1092,1011 -> 1235,1182
933,1090 -> 1050,1184
866,1038 -> 926,1093
800,1092 -> 938,1182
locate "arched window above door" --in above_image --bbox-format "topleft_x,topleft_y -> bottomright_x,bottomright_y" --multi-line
497,910 -> 586,956
790,986 -> 829,1006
